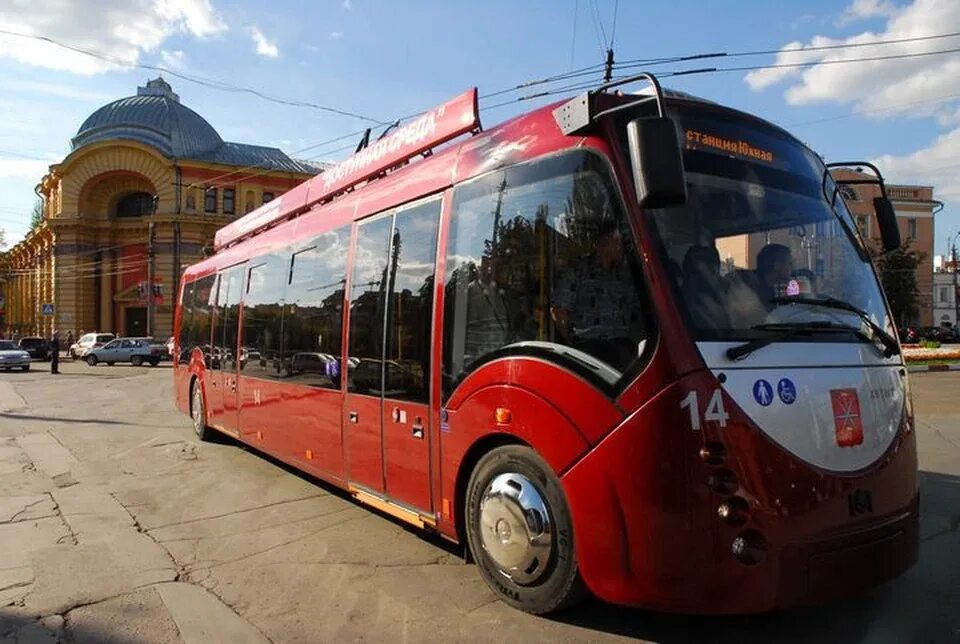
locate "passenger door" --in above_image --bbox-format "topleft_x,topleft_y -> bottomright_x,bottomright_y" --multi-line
209,264 -> 245,434
344,198 -> 440,513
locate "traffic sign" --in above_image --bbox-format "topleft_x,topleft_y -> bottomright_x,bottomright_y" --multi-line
41,303 -> 55,316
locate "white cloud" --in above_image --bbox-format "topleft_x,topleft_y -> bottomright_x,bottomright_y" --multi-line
0,0 -> 226,75
0,159 -> 51,180
160,49 -> 187,69
838,0 -> 897,25
872,127 -> 960,199
250,27 -> 279,58
342,0 -> 353,9
745,0 -> 960,119
329,31 -> 343,39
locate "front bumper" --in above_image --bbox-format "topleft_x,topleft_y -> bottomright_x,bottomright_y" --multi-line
0,358 -> 31,368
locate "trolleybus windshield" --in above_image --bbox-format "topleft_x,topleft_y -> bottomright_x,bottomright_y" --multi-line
638,106 -> 893,344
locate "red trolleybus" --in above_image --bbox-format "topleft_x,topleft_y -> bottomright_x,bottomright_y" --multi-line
174,74 -> 918,614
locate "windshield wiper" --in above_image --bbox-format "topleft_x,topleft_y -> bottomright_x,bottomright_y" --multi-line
726,321 -> 862,361
771,295 -> 900,357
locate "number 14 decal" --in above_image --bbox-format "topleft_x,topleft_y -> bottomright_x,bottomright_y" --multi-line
680,389 -> 729,431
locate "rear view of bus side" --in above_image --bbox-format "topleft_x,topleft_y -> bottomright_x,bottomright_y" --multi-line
174,76 -> 918,615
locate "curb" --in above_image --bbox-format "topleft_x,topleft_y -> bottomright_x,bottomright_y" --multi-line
906,363 -> 960,373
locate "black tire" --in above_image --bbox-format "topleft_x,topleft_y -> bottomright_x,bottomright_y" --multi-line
191,380 -> 212,441
107,362 -> 115,366
131,356 -> 143,366
149,358 -> 160,366
464,445 -> 585,614
86,355 -> 98,366
21,365 -> 29,372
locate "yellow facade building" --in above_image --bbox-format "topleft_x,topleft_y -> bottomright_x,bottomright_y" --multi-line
2,78 -> 317,340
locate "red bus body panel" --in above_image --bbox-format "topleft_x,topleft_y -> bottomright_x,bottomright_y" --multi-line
174,90 -> 918,614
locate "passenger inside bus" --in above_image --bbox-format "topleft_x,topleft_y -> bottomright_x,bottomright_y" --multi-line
681,245 -> 730,330
551,218 -> 640,367
464,258 -> 511,359
754,243 -> 794,311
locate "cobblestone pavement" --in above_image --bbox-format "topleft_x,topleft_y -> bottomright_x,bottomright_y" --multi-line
0,362 -> 957,643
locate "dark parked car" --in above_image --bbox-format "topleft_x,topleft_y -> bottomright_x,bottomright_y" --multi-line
18,337 -> 50,360
938,326 -> 959,343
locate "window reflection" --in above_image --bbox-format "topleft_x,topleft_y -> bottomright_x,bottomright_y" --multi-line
443,151 -> 648,397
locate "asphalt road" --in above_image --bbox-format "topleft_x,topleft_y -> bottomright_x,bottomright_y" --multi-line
0,360 -> 957,643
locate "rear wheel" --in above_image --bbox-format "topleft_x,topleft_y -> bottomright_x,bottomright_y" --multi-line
21,365 -> 29,372
464,445 -> 585,614
191,380 -> 212,441
149,358 -> 160,366
86,355 -> 98,366
107,362 -> 115,366
131,356 -> 143,366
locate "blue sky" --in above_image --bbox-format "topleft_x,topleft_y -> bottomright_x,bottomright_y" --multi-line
1,0 -> 959,256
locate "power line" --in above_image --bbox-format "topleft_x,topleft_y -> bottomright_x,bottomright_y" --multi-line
0,28 -> 383,124
570,0 -> 579,69
610,0 -> 619,49
483,30 -> 960,103
615,29 -> 960,68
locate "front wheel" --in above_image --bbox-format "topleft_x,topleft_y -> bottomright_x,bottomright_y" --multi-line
86,355 -> 98,366
464,445 -> 585,614
21,365 -> 29,372
131,356 -> 143,366
149,358 -> 160,366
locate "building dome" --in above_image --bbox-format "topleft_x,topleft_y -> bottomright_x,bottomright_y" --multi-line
71,78 -> 224,158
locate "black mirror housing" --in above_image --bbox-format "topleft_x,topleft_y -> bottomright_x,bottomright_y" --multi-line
627,117 -> 687,209
874,196 -> 901,252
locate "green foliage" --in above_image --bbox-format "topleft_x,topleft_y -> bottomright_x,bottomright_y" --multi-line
921,339 -> 942,349
30,197 -> 43,230
871,239 -> 925,326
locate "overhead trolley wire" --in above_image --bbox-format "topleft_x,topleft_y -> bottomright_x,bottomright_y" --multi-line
0,28 -> 384,124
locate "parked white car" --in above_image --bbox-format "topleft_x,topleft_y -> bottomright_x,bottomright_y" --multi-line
69,332 -> 115,359
0,340 -> 31,371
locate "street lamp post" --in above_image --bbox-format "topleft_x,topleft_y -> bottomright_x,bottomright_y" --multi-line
948,230 -> 960,328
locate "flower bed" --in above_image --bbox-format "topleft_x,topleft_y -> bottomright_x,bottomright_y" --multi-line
902,345 -> 960,362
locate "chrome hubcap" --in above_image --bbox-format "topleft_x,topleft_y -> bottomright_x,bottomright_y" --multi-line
479,473 -> 553,585
192,387 -> 203,434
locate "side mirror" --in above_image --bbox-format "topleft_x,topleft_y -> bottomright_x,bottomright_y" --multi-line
874,196 -> 901,252
627,117 -> 687,209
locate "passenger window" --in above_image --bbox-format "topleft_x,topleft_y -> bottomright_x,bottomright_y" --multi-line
443,151 -> 649,398
282,226 -> 350,388
347,216 -> 393,395
242,255 -> 287,380
383,199 -> 440,403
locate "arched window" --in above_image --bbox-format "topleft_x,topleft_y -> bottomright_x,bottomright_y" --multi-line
838,184 -> 859,202
116,192 -> 155,218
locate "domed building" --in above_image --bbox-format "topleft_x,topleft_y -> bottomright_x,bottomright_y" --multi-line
3,78 -> 319,341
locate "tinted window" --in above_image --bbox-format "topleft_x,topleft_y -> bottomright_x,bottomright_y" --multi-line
0,341 -> 16,350
443,151 -> 648,398
282,226 -> 350,388
205,188 -> 217,213
215,266 -> 245,373
224,188 -> 235,215
177,281 -> 195,364
348,217 -> 392,394
384,200 -> 440,403
241,255 -> 286,380
180,275 -> 216,365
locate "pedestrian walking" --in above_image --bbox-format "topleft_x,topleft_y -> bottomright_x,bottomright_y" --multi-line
65,330 -> 74,355
49,330 -> 60,374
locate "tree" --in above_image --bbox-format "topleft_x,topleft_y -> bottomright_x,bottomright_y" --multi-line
29,197 -> 44,230
872,240 -> 925,327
